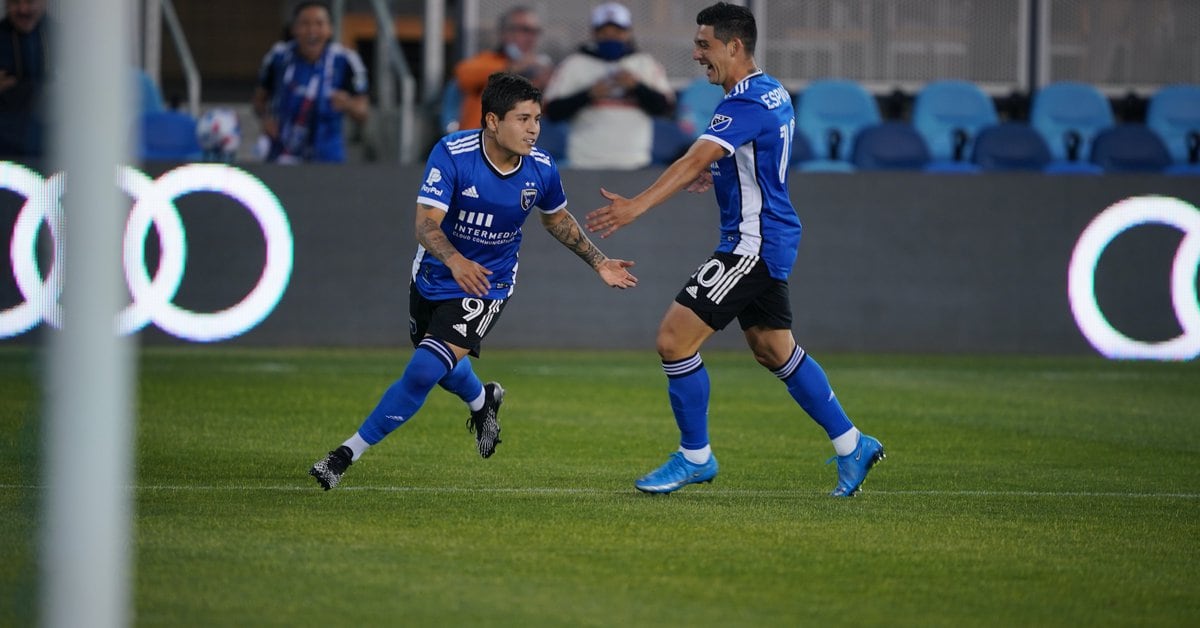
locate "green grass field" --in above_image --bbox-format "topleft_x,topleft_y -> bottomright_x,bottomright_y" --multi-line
2,346 -> 1198,626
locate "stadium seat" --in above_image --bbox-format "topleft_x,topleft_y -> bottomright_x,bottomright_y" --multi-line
1030,81 -> 1114,164
1145,84 -> 1200,169
1089,124 -> 1172,173
850,122 -> 931,171
676,77 -> 725,139
440,79 -> 463,134
135,68 -> 166,115
911,80 -> 997,170
788,128 -> 815,169
138,110 -> 202,162
651,118 -> 692,165
795,79 -> 880,170
536,118 -> 568,164
970,122 -> 1051,172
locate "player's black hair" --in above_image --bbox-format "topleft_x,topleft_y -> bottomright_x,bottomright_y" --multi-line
697,2 -> 757,56
480,72 -> 541,127
292,1 -> 332,22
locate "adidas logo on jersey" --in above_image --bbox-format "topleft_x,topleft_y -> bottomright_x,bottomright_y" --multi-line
453,323 -> 468,336
462,185 -> 479,198
686,286 -> 699,299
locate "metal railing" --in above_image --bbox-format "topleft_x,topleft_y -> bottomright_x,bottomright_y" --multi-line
158,0 -> 200,117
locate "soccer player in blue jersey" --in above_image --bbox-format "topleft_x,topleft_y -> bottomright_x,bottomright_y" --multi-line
310,72 -> 637,490
586,3 -> 885,497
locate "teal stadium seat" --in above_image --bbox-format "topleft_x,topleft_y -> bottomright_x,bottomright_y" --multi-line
912,80 -> 995,173
440,79 -> 463,134
794,79 -> 880,172
1146,84 -> 1200,175
676,77 -> 725,139
1030,81 -> 1112,172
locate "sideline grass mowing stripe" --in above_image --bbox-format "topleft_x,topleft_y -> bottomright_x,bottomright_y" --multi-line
2,346 -> 1198,626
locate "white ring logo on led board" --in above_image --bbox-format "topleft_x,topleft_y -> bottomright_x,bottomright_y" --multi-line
2,162 -> 293,342
1068,195 -> 1200,360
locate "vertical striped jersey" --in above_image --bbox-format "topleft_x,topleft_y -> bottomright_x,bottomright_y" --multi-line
413,129 -> 568,300
697,71 -> 802,280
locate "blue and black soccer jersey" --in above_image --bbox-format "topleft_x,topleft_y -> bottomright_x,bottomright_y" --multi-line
257,41 -> 368,162
413,130 -> 567,301
697,71 -> 802,281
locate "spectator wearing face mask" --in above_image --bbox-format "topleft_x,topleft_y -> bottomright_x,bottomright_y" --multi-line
543,2 -> 674,169
453,6 -> 553,131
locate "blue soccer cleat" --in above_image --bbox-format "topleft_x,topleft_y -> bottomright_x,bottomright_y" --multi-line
828,434 -> 885,497
635,451 -> 719,494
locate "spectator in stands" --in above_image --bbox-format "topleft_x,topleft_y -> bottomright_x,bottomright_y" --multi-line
0,0 -> 49,157
454,6 -> 552,131
252,1 -> 369,164
543,2 -> 674,169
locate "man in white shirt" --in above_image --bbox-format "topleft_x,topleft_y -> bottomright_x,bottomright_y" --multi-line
543,2 -> 675,169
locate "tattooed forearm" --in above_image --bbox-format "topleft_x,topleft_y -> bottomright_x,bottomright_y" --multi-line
546,211 -> 606,269
416,206 -> 460,263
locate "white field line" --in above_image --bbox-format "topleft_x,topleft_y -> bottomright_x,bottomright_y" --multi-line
2,484 -> 1198,499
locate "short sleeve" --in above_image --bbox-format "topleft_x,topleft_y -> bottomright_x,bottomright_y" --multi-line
416,142 -> 457,211
696,97 -> 764,156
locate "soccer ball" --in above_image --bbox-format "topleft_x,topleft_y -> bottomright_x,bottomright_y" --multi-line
195,107 -> 241,158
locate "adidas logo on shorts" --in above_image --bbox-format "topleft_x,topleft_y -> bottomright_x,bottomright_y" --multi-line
453,323 -> 468,336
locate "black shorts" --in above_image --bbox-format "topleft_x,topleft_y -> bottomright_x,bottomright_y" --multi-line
674,252 -> 794,331
409,283 -> 509,357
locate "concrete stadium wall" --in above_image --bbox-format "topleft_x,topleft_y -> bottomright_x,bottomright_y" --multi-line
2,162 -> 1198,355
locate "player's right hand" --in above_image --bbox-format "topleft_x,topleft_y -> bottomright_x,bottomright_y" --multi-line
447,254 -> 492,297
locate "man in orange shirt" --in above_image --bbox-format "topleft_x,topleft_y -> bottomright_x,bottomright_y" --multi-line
453,6 -> 552,130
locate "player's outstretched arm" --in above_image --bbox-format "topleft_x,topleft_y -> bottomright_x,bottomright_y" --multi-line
541,209 -> 637,289
416,203 -> 492,296
585,139 -> 726,239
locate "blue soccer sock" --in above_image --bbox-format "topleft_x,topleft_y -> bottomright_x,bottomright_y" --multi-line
663,353 -> 711,450
773,345 -> 855,442
439,356 -> 485,411
356,338 -> 455,445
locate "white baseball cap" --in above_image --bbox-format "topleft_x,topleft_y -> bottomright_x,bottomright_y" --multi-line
591,3 -> 632,30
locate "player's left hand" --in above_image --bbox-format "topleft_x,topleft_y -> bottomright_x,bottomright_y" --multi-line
586,188 -> 643,239
684,170 -> 714,193
597,258 -> 637,289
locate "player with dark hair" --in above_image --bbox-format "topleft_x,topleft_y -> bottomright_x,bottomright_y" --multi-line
586,3 -> 885,497
310,72 -> 637,490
